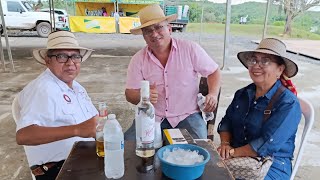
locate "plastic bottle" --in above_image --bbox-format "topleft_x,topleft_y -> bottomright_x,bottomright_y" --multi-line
96,102 -> 108,157
154,121 -> 163,149
197,93 -> 215,121
104,114 -> 124,179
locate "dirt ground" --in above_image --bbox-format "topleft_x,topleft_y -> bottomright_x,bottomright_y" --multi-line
0,33 -> 319,179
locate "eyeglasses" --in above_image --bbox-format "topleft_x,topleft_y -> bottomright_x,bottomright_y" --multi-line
247,57 -> 273,67
48,54 -> 83,63
142,24 -> 165,36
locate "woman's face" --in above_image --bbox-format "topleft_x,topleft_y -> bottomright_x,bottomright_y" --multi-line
247,52 -> 285,88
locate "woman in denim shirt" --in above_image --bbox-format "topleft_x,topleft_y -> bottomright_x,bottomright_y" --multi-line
217,38 -> 301,180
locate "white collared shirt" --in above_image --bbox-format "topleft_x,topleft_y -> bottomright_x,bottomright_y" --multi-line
16,68 -> 98,166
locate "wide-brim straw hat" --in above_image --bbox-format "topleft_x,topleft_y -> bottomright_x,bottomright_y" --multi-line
237,38 -> 298,78
33,31 -> 94,65
130,4 -> 178,35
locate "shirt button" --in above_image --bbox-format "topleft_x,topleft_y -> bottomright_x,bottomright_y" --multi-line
166,98 -> 168,100
166,109 -> 168,111
166,85 -> 168,87
244,137 -> 247,140
165,71 -> 168,73
254,101 -> 257,104
270,138 -> 273,142
244,126 -> 246,129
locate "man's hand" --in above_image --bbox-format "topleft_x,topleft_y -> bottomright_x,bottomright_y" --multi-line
74,116 -> 97,138
203,93 -> 218,112
150,83 -> 158,104
217,144 -> 233,160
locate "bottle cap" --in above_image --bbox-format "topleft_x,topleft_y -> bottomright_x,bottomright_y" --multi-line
140,80 -> 150,98
107,114 -> 116,120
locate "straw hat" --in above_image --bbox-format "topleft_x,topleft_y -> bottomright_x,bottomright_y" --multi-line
237,38 -> 298,78
130,4 -> 177,35
33,31 -> 94,65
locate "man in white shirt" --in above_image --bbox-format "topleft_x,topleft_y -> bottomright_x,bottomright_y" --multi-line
16,31 -> 98,180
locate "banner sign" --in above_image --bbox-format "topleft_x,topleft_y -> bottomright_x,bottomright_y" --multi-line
70,16 -> 116,33
119,17 -> 140,33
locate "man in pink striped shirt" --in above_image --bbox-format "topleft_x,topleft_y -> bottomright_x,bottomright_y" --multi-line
125,4 -> 221,139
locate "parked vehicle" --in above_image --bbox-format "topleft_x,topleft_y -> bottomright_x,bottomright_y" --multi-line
40,8 -> 69,31
0,0 -> 66,37
163,4 -> 189,32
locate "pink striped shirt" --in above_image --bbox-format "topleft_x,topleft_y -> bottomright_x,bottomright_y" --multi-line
126,38 -> 218,127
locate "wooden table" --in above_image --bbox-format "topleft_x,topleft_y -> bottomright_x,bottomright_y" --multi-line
56,140 -> 234,180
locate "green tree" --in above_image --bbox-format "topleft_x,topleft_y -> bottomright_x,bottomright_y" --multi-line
281,0 -> 320,36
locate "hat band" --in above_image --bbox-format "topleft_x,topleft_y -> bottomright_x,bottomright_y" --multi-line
258,48 -> 281,56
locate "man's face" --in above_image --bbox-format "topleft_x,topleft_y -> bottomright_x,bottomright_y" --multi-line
142,21 -> 172,50
45,49 -> 82,87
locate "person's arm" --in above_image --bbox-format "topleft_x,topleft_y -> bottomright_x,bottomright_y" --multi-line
125,83 -> 158,105
204,69 -> 221,112
125,89 -> 140,105
217,131 -> 233,159
16,116 -> 97,145
231,144 -> 258,158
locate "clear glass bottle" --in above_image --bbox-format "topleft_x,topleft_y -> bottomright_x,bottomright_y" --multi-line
96,102 -> 108,157
135,81 -> 155,158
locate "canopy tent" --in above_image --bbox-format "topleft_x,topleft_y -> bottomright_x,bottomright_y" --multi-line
0,0 -> 273,71
70,0 -> 117,33
116,0 -> 162,33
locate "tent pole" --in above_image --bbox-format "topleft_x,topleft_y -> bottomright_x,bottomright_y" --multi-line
0,0 -> 15,72
262,0 -> 271,39
222,0 -> 231,70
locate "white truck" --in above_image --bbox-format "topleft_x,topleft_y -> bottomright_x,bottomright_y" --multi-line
0,0 -> 66,37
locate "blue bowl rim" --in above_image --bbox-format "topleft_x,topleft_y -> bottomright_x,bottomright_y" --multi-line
157,144 -> 210,168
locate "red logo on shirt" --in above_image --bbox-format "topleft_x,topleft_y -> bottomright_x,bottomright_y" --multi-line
63,94 -> 71,103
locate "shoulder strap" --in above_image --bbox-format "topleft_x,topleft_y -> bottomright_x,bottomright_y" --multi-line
263,85 -> 286,122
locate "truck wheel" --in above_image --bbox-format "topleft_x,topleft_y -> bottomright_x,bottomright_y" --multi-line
36,22 -> 51,38
181,25 -> 187,32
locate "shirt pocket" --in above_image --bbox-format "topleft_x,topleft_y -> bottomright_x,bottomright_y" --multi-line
175,69 -> 197,87
59,103 -> 77,124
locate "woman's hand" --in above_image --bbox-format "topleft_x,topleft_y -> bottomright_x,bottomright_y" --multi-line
217,144 -> 233,160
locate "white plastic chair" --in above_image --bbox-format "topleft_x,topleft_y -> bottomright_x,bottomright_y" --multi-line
290,97 -> 315,180
12,94 -> 36,180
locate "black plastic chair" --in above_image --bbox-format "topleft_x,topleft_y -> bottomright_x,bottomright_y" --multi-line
199,77 -> 221,141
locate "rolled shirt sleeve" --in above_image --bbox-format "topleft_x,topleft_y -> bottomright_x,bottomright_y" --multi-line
249,98 -> 301,157
190,42 -> 219,77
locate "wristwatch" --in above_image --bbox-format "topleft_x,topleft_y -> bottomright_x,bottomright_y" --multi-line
229,148 -> 235,157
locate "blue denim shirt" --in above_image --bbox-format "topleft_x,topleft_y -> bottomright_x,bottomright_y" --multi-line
218,80 -> 301,159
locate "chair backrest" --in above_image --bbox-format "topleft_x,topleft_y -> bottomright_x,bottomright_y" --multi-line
290,97 -> 315,180
11,94 -> 36,180
199,77 -> 221,141
12,94 -> 21,124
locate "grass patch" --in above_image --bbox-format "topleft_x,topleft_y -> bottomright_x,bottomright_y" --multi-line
186,23 -> 320,40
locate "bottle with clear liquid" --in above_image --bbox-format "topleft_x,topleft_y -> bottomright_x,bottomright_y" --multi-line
96,102 -> 108,157
104,114 -> 124,179
135,80 -> 155,158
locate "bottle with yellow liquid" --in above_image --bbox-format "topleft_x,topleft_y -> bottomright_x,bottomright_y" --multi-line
96,102 -> 108,157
